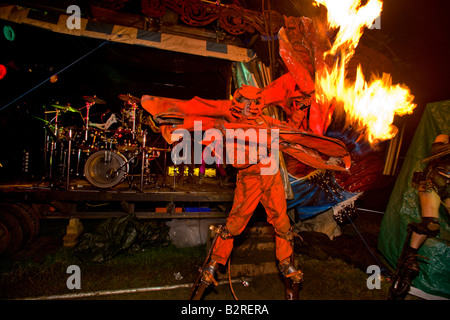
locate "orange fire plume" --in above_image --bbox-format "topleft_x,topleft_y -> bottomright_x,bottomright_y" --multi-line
314,0 -> 416,144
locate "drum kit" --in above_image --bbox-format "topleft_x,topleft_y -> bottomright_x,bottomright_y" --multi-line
38,94 -> 170,190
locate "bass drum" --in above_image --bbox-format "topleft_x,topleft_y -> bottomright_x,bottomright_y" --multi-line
84,150 -> 128,188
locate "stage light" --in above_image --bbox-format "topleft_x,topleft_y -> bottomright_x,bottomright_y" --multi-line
0,64 -> 6,80
3,25 -> 15,41
50,75 -> 58,83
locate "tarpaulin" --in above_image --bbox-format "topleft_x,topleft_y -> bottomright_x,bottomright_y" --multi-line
378,100 -> 450,298
74,213 -> 170,262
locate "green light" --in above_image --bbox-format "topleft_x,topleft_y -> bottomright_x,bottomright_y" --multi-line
3,25 -> 15,41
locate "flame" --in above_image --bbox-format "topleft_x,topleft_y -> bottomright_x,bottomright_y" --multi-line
315,0 -> 383,62
314,0 -> 416,144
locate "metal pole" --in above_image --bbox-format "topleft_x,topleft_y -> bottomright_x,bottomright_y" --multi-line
163,141 -> 167,186
66,128 -> 72,189
21,278 -> 250,300
140,131 -> 147,191
132,103 -> 136,138
84,102 -> 92,141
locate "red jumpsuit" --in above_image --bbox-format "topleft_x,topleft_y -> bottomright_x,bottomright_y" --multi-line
210,116 -> 293,266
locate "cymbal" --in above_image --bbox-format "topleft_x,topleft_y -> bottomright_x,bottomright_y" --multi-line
118,94 -> 140,104
32,115 -> 51,124
82,95 -> 107,104
33,115 -> 63,125
51,104 -> 80,113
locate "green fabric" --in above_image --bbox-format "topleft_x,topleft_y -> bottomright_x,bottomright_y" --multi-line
233,62 -> 259,89
378,100 -> 450,298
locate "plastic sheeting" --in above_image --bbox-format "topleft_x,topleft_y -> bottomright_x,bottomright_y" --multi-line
378,100 -> 450,298
74,213 -> 170,262
166,218 -> 226,248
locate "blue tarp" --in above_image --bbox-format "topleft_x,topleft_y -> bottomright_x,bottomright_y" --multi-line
287,170 -> 360,220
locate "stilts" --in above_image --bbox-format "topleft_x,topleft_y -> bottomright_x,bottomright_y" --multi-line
280,239 -> 303,300
188,225 -> 222,300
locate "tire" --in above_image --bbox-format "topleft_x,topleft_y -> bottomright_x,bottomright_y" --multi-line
14,203 -> 40,242
0,210 -> 23,255
0,203 -> 39,247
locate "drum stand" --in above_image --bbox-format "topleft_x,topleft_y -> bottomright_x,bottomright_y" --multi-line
82,101 -> 95,141
140,130 -> 146,191
43,109 -> 62,183
66,128 -> 73,189
131,102 -> 138,140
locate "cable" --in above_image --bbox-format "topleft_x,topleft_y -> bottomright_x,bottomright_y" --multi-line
342,208 -> 390,276
0,41 -> 108,112
228,257 -> 239,300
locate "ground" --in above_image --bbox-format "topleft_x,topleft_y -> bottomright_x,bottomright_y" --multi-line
0,202 -> 403,301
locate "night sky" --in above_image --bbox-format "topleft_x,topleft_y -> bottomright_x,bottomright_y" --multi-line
381,0 -> 450,107
375,0 -> 450,157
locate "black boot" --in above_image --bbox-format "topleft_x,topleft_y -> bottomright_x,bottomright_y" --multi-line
388,246 -> 421,300
403,247 -> 420,280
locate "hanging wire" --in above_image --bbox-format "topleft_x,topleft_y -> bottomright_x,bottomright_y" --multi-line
342,208 -> 390,276
0,40 -> 108,112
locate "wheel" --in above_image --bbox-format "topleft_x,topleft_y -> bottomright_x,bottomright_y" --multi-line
0,203 -> 40,247
14,203 -> 40,242
0,210 -> 23,255
0,220 -> 10,253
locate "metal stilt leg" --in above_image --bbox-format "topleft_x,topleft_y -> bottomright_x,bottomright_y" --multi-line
281,236 -> 303,300
188,225 -> 221,300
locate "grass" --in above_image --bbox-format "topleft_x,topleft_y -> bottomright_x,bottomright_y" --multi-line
0,243 -> 205,299
0,242 -> 390,300
0,214 -> 396,300
299,256 -> 390,300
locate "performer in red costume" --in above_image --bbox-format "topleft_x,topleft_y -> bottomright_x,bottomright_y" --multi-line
204,86 -> 305,294
141,16 -> 352,300
141,59 -> 351,303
